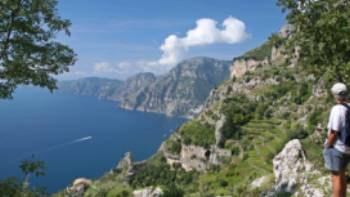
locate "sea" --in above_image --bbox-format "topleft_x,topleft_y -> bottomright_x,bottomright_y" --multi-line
0,87 -> 186,193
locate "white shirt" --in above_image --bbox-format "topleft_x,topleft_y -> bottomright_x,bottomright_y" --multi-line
327,103 -> 350,154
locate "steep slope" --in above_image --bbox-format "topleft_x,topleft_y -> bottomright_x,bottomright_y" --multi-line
58,77 -> 124,99
120,57 -> 231,117
59,57 -> 231,117
57,25 -> 337,197
109,72 -> 157,102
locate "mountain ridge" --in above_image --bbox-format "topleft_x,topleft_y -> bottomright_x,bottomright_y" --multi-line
58,57 -> 231,117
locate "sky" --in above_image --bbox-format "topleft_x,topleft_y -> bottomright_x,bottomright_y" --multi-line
57,0 -> 286,80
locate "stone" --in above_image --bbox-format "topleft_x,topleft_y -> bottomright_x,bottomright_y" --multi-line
66,178 -> 92,197
230,59 -> 268,78
270,139 -> 329,197
215,114 -> 226,146
251,176 -> 269,189
133,187 -> 163,197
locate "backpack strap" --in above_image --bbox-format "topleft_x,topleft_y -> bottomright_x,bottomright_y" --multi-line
340,103 -> 350,112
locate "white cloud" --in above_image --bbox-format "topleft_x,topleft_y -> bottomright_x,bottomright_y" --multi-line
93,60 -> 173,79
66,16 -> 249,80
158,16 -> 248,65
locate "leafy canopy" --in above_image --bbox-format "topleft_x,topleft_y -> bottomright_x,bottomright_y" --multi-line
0,0 -> 76,99
278,0 -> 350,81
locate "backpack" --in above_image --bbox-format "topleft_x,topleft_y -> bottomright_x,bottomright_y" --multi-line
339,103 -> 350,146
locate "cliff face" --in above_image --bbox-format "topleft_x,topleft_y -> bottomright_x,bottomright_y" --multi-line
59,57 -> 231,117
60,25 -> 335,197
58,77 -> 124,99
120,57 -> 231,117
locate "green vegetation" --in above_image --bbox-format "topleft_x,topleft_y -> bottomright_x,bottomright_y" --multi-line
164,137 -> 182,155
278,0 -> 350,82
0,157 -> 47,197
179,120 -> 215,148
236,40 -> 273,61
221,95 -> 256,141
129,154 -> 198,189
236,33 -> 285,61
0,0 -> 76,99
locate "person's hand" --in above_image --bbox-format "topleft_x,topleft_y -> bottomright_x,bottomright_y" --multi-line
324,143 -> 332,149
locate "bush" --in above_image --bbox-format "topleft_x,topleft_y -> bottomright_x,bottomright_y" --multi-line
129,155 -> 197,189
179,121 -> 215,148
166,140 -> 182,155
161,184 -> 184,197
222,95 -> 256,140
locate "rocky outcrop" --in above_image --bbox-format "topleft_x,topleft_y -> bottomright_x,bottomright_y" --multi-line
66,178 -> 92,197
114,152 -> 134,180
215,115 -> 226,146
165,144 -> 231,171
230,58 -> 268,78
251,176 -> 269,189
265,139 -> 329,197
133,187 -> 162,197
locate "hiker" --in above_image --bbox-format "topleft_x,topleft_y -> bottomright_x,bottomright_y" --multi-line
324,82 -> 350,197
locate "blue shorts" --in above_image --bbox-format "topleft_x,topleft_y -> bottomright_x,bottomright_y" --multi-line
323,147 -> 350,172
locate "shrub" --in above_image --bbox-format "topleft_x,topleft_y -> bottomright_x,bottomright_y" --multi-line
179,121 -> 215,148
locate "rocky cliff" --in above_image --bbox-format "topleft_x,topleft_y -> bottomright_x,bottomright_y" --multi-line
59,57 -> 231,117
120,57 -> 231,117
58,77 -> 124,99
58,25 -> 336,197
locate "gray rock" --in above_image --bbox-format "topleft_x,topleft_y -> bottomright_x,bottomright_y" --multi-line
215,115 -> 226,146
269,139 -> 328,197
133,187 -> 162,197
66,178 -> 92,197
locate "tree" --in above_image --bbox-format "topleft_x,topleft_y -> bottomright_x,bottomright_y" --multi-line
0,0 -> 76,99
20,155 -> 46,188
0,157 -> 46,197
278,0 -> 350,82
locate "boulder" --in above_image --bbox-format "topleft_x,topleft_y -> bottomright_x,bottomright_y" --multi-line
230,59 -> 268,78
133,187 -> 162,197
269,139 -> 329,197
66,178 -> 92,197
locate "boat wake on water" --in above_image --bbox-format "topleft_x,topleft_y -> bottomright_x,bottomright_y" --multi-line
35,136 -> 93,155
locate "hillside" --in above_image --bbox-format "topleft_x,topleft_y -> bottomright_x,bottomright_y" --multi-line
54,25 -> 336,197
58,77 -> 124,99
59,57 -> 231,117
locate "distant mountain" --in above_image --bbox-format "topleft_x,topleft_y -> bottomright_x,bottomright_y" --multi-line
58,57 -> 231,116
58,77 -> 124,99
120,57 -> 231,116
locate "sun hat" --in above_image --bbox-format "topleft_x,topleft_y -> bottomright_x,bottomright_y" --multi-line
331,82 -> 348,99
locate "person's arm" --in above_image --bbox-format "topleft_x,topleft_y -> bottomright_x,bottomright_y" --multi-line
325,130 -> 337,148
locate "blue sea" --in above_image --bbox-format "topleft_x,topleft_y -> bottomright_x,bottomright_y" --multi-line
0,87 -> 186,193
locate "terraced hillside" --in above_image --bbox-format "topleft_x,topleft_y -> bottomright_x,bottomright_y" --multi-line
54,23 -> 341,196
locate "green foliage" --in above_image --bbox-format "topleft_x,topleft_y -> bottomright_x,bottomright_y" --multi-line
0,177 -> 47,197
20,156 -> 46,180
287,123 -> 308,140
129,154 -> 197,189
179,120 -> 215,148
0,157 -> 46,197
291,81 -> 312,105
221,95 -> 256,140
161,184 -> 184,197
0,0 -> 76,99
165,139 -> 182,155
237,40 -> 273,61
278,0 -> 350,82
106,187 -> 132,197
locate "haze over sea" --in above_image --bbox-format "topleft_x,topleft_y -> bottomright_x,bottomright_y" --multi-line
0,87 -> 186,192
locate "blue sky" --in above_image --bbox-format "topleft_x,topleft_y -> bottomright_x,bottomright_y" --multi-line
57,0 -> 286,80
